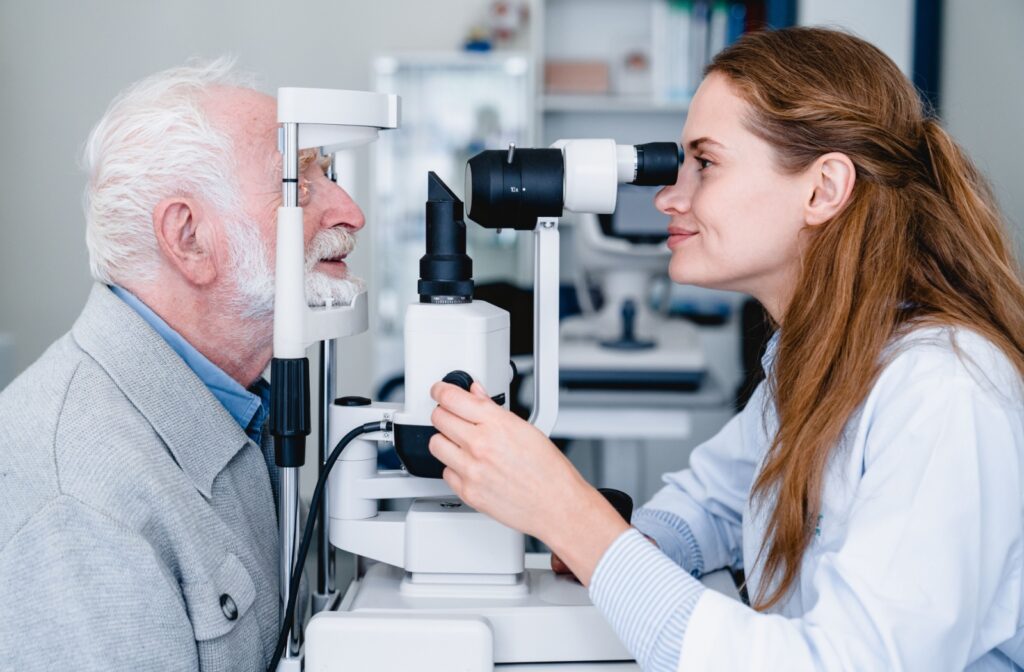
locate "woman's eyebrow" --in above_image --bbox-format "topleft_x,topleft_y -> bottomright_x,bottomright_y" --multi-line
687,137 -> 726,152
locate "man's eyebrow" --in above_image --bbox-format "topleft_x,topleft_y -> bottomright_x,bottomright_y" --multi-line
687,137 -> 726,152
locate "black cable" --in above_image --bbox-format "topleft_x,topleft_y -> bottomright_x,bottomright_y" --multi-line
268,420 -> 388,672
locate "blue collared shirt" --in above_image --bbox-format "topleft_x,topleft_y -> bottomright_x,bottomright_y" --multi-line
110,285 -> 270,445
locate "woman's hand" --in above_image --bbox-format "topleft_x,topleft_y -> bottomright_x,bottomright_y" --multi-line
550,532 -> 659,582
429,381 -> 629,585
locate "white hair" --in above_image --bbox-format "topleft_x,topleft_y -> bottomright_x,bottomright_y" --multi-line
81,56 -> 258,285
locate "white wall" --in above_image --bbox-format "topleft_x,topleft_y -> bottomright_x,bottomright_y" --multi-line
941,0 -> 1024,254
0,0 -> 492,390
800,0 -> 1024,257
800,0 -> 915,74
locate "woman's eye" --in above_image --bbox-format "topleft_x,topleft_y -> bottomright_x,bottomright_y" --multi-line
696,157 -> 712,171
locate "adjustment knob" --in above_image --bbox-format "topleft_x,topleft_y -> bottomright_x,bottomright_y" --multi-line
334,396 -> 372,407
442,370 -> 474,391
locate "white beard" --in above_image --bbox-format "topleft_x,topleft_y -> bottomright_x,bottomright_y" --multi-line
225,220 -> 364,321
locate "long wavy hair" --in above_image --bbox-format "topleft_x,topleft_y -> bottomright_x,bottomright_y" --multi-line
708,27 -> 1024,609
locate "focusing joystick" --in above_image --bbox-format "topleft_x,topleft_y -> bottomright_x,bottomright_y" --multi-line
442,370 -> 474,391
443,370 -> 506,406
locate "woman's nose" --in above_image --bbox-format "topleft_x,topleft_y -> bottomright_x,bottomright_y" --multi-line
654,166 -> 691,215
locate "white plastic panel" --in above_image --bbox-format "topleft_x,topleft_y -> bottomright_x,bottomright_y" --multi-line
273,207 -> 307,358
404,498 -> 525,576
277,87 -> 400,128
556,139 -> 619,214
305,612 -> 492,672
403,301 -> 511,422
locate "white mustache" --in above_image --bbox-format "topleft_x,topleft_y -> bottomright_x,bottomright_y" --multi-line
305,228 -> 357,271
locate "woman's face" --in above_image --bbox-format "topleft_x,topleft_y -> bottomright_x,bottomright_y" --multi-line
655,72 -> 810,318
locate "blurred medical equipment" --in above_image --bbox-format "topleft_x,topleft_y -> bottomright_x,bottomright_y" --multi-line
271,117 -> 683,669
370,53 -> 532,401
560,201 -> 706,392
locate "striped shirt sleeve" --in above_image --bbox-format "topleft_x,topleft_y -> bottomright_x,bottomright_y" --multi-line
589,528 -> 705,672
631,507 -> 705,577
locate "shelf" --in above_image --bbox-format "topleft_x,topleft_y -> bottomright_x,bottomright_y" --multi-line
541,93 -> 690,114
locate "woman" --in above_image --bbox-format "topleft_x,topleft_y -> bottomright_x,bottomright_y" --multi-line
428,27 -> 1024,671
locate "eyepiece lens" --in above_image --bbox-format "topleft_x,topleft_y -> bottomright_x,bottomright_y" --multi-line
633,142 -> 682,186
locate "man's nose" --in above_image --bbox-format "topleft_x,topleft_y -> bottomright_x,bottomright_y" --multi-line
319,179 -> 366,232
654,166 -> 693,216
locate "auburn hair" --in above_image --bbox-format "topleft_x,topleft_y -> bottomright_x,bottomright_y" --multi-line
708,27 -> 1024,609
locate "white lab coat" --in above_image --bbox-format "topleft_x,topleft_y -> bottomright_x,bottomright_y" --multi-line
643,326 -> 1024,671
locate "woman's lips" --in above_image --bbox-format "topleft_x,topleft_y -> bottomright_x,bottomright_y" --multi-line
667,231 -> 698,249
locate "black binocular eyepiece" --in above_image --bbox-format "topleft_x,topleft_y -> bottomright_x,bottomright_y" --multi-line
632,142 -> 684,186
465,141 -> 681,231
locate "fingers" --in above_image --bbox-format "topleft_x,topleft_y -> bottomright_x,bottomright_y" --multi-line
431,405 -> 478,449
550,553 -> 580,582
429,432 -> 472,474
442,466 -> 465,499
431,382 -> 493,424
470,381 -> 490,399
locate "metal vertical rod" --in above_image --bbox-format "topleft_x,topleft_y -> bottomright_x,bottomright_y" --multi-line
278,120 -> 302,662
282,123 -> 299,206
278,468 -> 301,657
315,151 -> 339,611
317,339 -> 336,596
527,219 -> 560,436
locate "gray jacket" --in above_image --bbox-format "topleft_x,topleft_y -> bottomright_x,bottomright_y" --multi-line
0,284 -> 281,671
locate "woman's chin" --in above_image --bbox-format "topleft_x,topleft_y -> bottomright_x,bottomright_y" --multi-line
668,265 -> 703,286
668,267 -> 729,292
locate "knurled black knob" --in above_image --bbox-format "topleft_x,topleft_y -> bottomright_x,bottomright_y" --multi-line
334,396 -> 372,407
442,370 -> 474,391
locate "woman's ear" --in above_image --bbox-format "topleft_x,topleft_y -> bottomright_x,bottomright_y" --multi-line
804,152 -> 856,226
152,197 -> 219,286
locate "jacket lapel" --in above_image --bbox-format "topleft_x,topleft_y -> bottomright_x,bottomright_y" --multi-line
71,284 -> 253,499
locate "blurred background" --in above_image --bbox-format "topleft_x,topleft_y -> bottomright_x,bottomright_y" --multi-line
1,0 -> 1021,502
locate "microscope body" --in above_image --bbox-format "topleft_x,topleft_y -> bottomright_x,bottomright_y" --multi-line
317,292 -> 634,671
325,296 -> 524,582
306,140 -> 681,670
394,300 -> 512,477
324,170 -> 525,585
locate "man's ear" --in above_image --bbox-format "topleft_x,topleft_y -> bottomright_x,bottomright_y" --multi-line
152,197 -> 219,286
804,152 -> 856,226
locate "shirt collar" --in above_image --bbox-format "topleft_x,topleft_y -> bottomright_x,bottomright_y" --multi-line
761,330 -> 781,374
109,285 -> 268,444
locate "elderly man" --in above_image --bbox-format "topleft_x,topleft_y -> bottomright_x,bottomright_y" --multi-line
0,59 -> 365,670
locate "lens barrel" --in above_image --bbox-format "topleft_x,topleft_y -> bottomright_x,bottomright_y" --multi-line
465,148 -> 564,230
419,172 -> 473,303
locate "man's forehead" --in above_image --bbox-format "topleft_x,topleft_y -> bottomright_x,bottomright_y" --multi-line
203,87 -> 277,153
